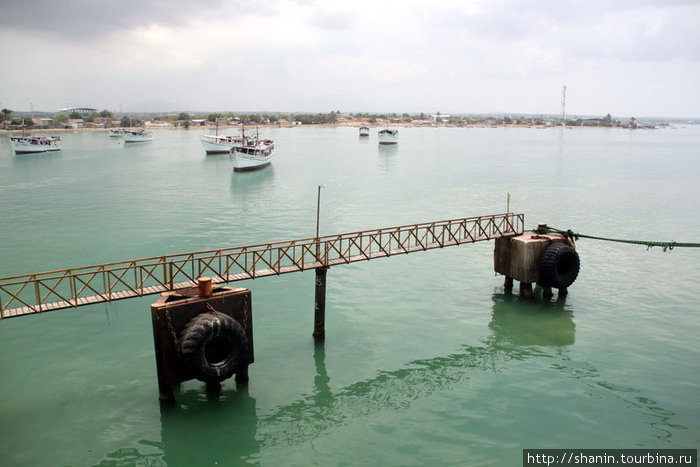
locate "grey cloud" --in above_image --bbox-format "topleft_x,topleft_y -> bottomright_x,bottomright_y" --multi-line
425,0 -> 700,63
308,10 -> 357,31
0,0 -> 240,39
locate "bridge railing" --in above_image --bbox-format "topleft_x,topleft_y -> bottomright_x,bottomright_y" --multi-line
0,213 -> 523,318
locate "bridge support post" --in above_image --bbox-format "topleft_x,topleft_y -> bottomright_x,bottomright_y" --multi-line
313,266 -> 328,340
504,276 -> 514,292
520,282 -> 534,298
542,286 -> 553,298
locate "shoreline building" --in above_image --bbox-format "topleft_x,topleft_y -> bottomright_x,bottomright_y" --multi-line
59,107 -> 97,117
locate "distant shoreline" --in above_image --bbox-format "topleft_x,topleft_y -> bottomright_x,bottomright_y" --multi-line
0,121 -> 667,134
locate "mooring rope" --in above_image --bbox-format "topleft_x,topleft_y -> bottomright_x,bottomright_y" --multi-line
537,226 -> 700,252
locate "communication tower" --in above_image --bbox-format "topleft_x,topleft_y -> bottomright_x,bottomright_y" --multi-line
561,85 -> 566,124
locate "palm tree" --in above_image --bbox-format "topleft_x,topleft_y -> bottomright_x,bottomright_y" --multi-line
0,108 -> 12,127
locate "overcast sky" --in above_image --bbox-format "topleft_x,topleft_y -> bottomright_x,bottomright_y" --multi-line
1,0 -> 698,118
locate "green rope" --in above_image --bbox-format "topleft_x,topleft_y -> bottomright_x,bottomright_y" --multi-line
537,226 -> 700,252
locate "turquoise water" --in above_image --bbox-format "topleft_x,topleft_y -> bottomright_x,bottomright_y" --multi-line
0,125 -> 698,466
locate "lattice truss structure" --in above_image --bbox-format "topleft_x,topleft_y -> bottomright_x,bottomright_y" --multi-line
1,213 -> 523,318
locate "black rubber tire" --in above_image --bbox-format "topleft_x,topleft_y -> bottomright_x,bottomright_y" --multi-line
180,312 -> 248,383
539,242 -> 580,288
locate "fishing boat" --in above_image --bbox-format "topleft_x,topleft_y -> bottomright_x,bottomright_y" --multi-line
109,128 -> 127,137
378,128 -> 398,145
123,129 -> 153,143
359,126 -> 370,137
200,119 -> 244,154
200,134 -> 244,154
10,135 -> 62,154
232,127 -> 274,171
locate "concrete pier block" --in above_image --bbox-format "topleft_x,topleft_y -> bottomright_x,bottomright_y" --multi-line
494,230 -> 570,286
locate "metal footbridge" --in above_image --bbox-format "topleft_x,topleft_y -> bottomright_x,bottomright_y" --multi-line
0,213 -> 524,319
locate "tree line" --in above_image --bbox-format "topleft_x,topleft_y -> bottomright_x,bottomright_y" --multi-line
1,108 -> 646,130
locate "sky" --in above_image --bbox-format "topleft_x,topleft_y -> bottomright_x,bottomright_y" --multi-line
1,0 -> 699,118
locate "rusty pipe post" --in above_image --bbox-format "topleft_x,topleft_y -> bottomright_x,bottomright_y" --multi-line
198,277 -> 213,297
315,184 -> 325,262
313,266 -> 328,340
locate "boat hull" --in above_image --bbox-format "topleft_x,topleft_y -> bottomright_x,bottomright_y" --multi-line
233,159 -> 272,171
123,131 -> 153,143
124,137 -> 153,143
378,130 -> 398,145
12,146 -> 62,154
233,144 -> 274,171
200,135 -> 240,154
10,136 -> 62,154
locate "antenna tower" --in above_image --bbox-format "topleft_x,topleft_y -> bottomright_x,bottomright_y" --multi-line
561,85 -> 566,124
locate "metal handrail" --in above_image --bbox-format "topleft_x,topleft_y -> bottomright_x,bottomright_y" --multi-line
0,213 -> 524,318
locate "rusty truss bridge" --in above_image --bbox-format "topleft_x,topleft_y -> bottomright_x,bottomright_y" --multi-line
0,213 -> 524,319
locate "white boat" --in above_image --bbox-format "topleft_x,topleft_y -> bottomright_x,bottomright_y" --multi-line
378,128 -> 398,145
109,128 -> 127,137
359,126 -> 370,137
200,134 -> 243,154
232,127 -> 274,171
123,129 -> 153,143
10,135 -> 62,154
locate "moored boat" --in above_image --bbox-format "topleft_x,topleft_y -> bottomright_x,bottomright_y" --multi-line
200,134 -> 243,154
200,119 -> 243,154
10,135 -> 62,154
232,127 -> 274,171
123,129 -> 153,143
109,128 -> 127,137
378,128 -> 398,145
359,126 -> 370,137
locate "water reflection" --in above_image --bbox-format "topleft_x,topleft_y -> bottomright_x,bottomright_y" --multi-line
230,166 -> 276,201
255,294 -> 683,446
159,387 -> 259,466
95,295 -> 683,464
94,442 -> 164,466
377,144 -> 398,171
490,291 -> 575,346
377,143 -> 398,156
492,291 -> 684,441
201,152 -> 232,162
11,150 -> 63,164
556,126 -> 565,176
253,296 -> 578,447
94,386 -> 259,466
313,340 -> 332,408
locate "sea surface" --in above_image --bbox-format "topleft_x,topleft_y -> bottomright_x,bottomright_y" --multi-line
0,124 -> 698,466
